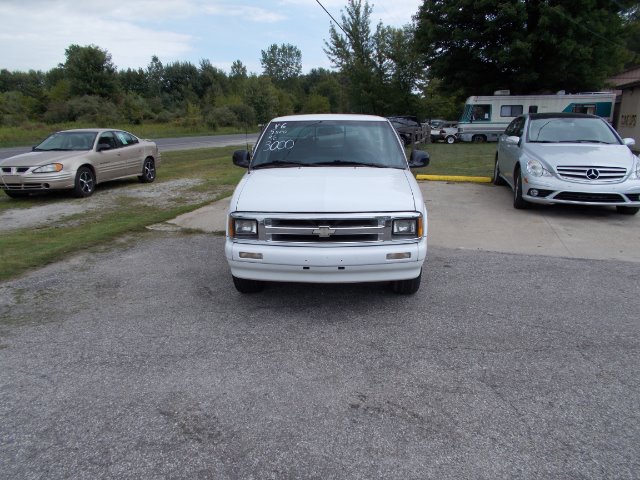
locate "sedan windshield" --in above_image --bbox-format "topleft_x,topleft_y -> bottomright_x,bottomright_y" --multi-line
527,117 -> 620,144
34,132 -> 97,151
251,120 -> 407,169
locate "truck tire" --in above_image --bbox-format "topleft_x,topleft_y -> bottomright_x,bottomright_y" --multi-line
232,275 -> 265,293
391,271 -> 422,294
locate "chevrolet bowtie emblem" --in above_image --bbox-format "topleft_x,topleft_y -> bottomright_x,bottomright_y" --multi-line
313,226 -> 336,237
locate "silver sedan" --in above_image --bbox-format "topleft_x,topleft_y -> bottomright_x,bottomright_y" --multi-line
0,129 -> 160,199
494,113 -> 640,215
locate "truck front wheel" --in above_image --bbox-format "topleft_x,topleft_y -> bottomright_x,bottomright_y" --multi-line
391,270 -> 422,294
232,275 -> 265,293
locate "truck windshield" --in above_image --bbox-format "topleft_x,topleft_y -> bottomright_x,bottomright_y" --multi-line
251,120 -> 408,169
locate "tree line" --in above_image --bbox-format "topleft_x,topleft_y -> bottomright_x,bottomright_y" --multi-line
1,0 -> 638,130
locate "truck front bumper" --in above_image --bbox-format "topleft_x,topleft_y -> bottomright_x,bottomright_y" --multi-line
225,238 -> 427,283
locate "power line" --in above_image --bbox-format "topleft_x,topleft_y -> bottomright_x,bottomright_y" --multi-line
314,0 -> 354,43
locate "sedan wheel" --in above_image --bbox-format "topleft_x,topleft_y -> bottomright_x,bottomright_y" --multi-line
73,166 -> 95,198
139,157 -> 156,183
493,156 -> 506,186
513,168 -> 529,210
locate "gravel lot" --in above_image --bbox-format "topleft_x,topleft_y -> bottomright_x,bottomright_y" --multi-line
0,178 -> 214,232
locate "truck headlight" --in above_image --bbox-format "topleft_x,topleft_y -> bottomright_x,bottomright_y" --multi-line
393,219 -> 418,236
33,163 -> 63,173
231,218 -> 258,238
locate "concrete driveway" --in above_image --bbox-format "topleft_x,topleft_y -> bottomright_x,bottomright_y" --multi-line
166,181 -> 640,262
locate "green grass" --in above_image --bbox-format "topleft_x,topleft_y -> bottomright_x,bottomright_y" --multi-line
0,142 -> 495,281
412,142 -> 496,177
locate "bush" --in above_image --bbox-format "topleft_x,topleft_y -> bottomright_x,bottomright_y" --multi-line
43,102 -> 72,123
205,106 -> 238,129
55,95 -> 121,125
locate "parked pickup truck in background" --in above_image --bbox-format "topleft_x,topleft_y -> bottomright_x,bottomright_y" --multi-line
226,114 -> 430,294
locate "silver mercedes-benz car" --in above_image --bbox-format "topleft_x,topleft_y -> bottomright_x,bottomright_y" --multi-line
0,129 -> 160,199
494,113 -> 640,215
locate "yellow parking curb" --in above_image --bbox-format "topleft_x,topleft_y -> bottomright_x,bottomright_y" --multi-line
416,174 -> 492,183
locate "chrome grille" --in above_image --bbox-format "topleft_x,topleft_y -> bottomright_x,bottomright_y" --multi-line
264,217 -> 386,243
556,165 -> 626,181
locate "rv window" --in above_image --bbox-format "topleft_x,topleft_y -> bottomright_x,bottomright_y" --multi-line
472,105 -> 491,121
529,106 -> 538,113
572,104 -> 596,115
500,105 -> 523,117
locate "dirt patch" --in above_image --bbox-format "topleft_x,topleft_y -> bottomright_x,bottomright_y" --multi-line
0,179 -> 216,232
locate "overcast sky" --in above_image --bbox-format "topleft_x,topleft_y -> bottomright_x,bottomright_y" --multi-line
0,0 -> 423,75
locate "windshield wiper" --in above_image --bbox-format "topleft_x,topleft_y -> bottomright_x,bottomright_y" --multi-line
251,161 -> 304,169
572,139 -> 611,144
312,160 -> 387,168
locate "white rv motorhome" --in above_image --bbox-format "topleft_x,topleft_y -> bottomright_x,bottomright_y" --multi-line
457,91 -> 616,142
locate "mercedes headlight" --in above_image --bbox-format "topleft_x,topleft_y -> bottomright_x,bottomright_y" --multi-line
526,158 -> 550,177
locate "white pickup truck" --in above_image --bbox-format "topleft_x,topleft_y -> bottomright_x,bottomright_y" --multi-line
225,114 -> 430,294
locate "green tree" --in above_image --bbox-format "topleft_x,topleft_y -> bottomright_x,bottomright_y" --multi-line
244,75 -> 279,123
324,0 -> 381,113
260,43 -> 303,83
63,44 -> 118,98
415,0 -> 630,96
621,4 -> 640,67
146,55 -> 164,97
323,0 -> 421,115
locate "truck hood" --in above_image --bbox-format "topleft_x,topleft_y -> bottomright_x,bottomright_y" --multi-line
233,167 -> 419,213
524,143 -> 636,168
0,150 -> 87,167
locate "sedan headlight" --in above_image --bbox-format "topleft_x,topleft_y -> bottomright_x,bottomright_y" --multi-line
393,218 -> 421,237
635,157 -> 640,178
525,158 -> 550,177
33,163 -> 63,173
231,218 -> 258,238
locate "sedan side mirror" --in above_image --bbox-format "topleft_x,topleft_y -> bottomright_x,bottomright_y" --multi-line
232,149 -> 251,168
409,150 -> 430,168
505,136 -> 520,145
622,138 -> 636,147
97,143 -> 111,152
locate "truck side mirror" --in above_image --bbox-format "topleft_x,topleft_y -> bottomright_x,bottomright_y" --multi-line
409,150 -> 430,168
232,150 -> 251,168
